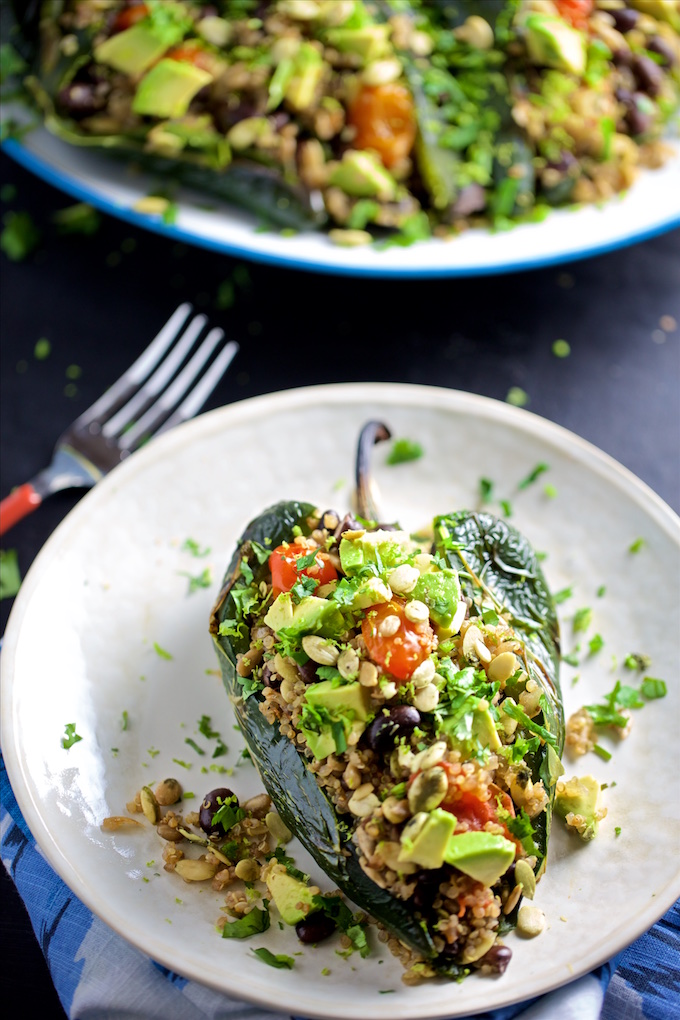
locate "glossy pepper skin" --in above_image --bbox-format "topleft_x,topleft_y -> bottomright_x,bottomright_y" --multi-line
210,500 -> 563,973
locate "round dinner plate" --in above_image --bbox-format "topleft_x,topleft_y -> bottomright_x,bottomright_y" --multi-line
2,383 -> 679,1020
3,130 -> 680,277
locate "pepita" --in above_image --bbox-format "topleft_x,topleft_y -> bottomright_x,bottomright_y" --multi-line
515,859 -> 537,900
517,904 -> 546,937
140,786 -> 160,824
174,858 -> 220,882
266,811 -> 293,843
407,766 -> 448,814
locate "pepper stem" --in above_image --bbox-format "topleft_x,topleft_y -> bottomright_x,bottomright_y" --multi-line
355,420 -> 391,524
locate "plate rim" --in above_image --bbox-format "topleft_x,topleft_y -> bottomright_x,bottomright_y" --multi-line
2,382 -> 680,1018
3,137 -> 680,279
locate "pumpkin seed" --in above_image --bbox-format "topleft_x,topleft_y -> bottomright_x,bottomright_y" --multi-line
337,647 -> 359,679
140,786 -> 160,824
266,811 -> 292,843
174,858 -> 220,882
235,858 -> 261,882
301,635 -> 339,665
517,904 -> 546,937
515,859 -> 536,899
407,766 -> 448,814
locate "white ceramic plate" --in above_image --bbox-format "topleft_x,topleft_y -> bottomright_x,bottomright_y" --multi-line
4,131 -> 680,277
2,383 -> 679,1020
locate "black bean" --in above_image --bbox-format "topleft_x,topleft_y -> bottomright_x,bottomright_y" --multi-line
626,93 -> 655,136
297,659 -> 319,684
57,82 -> 108,120
609,7 -> 639,33
612,47 -> 634,68
546,150 -> 578,175
412,867 -> 447,913
261,663 -> 280,689
366,705 -> 421,753
333,513 -> 362,540
480,944 -> 513,974
295,911 -> 336,944
317,508 -> 340,531
632,54 -> 663,96
648,36 -> 675,67
199,788 -> 238,836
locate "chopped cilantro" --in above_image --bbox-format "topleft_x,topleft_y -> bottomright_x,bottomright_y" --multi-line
198,715 -> 220,739
500,499 -> 513,517
593,744 -> 612,762
179,567 -> 212,594
596,585 -> 606,598
185,737 -> 205,756
0,548 -> 21,599
588,634 -> 604,655
1,211 -> 40,261
506,386 -> 529,407
252,948 -> 295,969
162,202 -> 179,226
249,540 -> 271,564
121,710 -> 129,731
624,653 -> 651,672
553,586 -> 573,604
290,573 -> 319,603
0,42 -> 27,84
562,651 -> 580,667
216,279 -> 236,310
518,463 -> 549,489
628,537 -> 645,553
499,701 -> 558,746
552,339 -> 571,358
61,723 -> 82,749
386,438 -> 424,465
615,827 -> 622,837
172,758 -> 192,769
479,477 -> 494,503
52,203 -> 101,236
153,642 -> 173,660
212,794 -> 245,833
182,538 -> 211,558
640,677 -> 667,700
221,902 -> 270,939
572,607 -> 592,633
543,483 -> 558,499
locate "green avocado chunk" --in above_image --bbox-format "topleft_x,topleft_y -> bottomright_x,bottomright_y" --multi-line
524,13 -> 587,75
95,23 -> 175,76
412,569 -> 461,630
444,831 -> 516,886
398,808 -> 456,870
328,151 -> 398,201
324,25 -> 391,62
264,592 -> 345,638
554,774 -> 602,840
133,59 -> 213,119
266,868 -> 317,925
339,529 -> 415,576
301,680 -> 373,760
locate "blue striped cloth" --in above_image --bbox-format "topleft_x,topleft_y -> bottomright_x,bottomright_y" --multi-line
2,753 -> 677,1019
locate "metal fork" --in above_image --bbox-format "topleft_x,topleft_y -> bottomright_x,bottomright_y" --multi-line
0,303 -> 239,536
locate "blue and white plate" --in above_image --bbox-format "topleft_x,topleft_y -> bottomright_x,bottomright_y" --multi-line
4,128 -> 680,277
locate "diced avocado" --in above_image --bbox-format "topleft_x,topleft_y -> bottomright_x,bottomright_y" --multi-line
95,23 -> 175,77
266,868 -> 317,926
301,680 -> 373,759
444,831 -> 516,886
339,529 -> 415,576
285,42 -> 324,112
472,705 -> 502,752
554,775 -> 604,841
264,592 -> 345,638
524,13 -> 587,76
133,60 -> 213,120
411,569 -> 461,630
345,576 -> 392,610
398,808 -> 456,870
133,60 -> 213,121
328,151 -> 398,201
630,0 -> 680,29
325,24 -> 391,62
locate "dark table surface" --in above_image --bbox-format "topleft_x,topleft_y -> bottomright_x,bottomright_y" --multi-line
0,148 -> 678,1018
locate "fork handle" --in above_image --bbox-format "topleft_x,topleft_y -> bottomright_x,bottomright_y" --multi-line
0,483 -> 43,536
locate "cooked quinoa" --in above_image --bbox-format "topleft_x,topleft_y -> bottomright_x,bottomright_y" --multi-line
219,507 -> 564,981
17,1 -> 680,243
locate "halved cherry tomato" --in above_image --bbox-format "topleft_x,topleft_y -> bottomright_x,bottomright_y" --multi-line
269,541 -> 338,597
440,781 -> 521,849
347,83 -> 417,168
112,2 -> 149,33
166,42 -> 215,73
553,0 -> 593,30
362,599 -> 434,681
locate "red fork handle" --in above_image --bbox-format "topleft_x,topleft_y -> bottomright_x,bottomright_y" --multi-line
0,483 -> 43,536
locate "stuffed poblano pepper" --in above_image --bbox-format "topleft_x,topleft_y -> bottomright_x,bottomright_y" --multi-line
209,423 -> 564,983
9,1 -> 680,243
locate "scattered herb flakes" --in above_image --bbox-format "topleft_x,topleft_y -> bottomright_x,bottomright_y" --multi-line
552,339 -> 571,358
640,677 -> 667,700
386,438 -> 424,465
379,989 -> 396,994
628,537 -> 645,553
505,386 -> 529,407
213,739 -> 229,758
182,537 -> 211,558
554,586 -> 573,604
615,827 -> 622,837
179,566 -> 213,594
479,477 -> 494,503
185,737 -> 205,756
65,364 -> 82,380
0,548 -> 21,599
172,758 -> 192,769
153,642 -> 173,660
61,723 -> 83,749
221,902 -> 270,939
593,744 -> 612,762
121,710 -> 129,731
52,202 -> 101,236
147,746 -> 160,758
543,483 -> 558,499
518,463 -> 549,490
562,651 -> 580,667
34,337 -> 51,360
321,967 -> 331,976
252,948 -> 295,969
584,678 -> 667,732
588,634 -> 604,655
572,607 -> 592,634
198,715 -> 220,739
596,585 -> 606,598
624,653 -> 651,672
2,211 -> 41,260
499,499 -> 513,518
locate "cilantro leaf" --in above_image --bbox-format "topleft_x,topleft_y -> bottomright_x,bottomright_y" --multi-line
386,438 -> 424,465
252,948 -> 295,969
221,903 -> 270,939
61,722 -> 83,749
499,700 -> 558,746
1,210 -> 40,261
212,794 -> 246,833
640,677 -> 666,700
518,463 -> 549,490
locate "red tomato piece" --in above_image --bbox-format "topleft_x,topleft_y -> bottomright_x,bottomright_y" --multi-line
112,2 -> 149,33
553,0 -> 594,30
347,83 -> 417,168
166,42 -> 215,72
361,599 -> 434,681
269,541 -> 338,597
